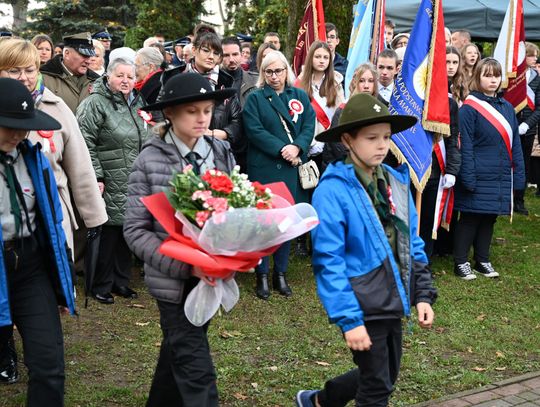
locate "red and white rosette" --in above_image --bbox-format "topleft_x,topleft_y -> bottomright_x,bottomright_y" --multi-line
288,99 -> 304,123
38,130 -> 55,153
137,109 -> 154,129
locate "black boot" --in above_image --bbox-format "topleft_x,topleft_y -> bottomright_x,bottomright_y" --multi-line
256,273 -> 270,300
0,337 -> 18,384
272,273 -> 292,297
295,235 -> 310,257
514,190 -> 529,215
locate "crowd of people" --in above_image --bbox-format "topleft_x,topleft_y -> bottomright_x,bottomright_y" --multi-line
0,17 -> 536,407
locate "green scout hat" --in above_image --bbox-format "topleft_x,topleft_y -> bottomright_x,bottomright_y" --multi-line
63,32 -> 96,57
315,93 -> 417,143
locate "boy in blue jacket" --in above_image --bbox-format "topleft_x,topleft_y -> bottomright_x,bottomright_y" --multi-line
297,93 -> 437,407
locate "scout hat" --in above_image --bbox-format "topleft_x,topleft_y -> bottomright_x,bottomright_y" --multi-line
142,73 -> 237,112
63,32 -> 96,57
0,78 -> 61,131
315,93 -> 417,143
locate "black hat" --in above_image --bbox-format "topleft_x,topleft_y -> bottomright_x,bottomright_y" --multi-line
315,93 -> 417,143
63,32 -> 96,57
92,30 -> 112,41
142,73 -> 237,111
0,78 -> 61,131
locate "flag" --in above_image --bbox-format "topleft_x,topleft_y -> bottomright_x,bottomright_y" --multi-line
388,0 -> 450,191
344,0 -> 385,97
292,0 -> 326,76
494,0 -> 527,113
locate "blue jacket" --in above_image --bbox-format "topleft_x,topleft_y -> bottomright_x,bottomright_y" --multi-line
456,91 -> 526,214
0,140 -> 76,327
333,52 -> 349,79
311,161 -> 436,333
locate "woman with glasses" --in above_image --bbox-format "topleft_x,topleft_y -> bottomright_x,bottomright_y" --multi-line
243,51 -> 316,299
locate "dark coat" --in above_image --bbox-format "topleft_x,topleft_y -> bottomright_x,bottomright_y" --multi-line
517,70 -> 540,137
137,70 -> 162,105
243,84 -> 316,203
429,97 -> 461,180
333,52 -> 349,79
455,91 -> 525,215
123,136 -> 235,304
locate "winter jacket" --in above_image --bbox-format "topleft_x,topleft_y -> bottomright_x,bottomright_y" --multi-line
227,68 -> 258,107
29,87 -> 108,250
0,140 -> 76,327
123,136 -> 236,304
40,55 -> 100,114
456,91 -> 526,214
311,161 -> 437,333
243,84 -> 316,203
76,76 -> 152,225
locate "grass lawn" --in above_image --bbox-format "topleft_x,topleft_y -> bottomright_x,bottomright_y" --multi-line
1,190 -> 539,406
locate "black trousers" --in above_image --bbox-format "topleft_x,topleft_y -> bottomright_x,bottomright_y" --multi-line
146,278 -> 218,407
318,319 -> 402,407
453,212 -> 498,264
92,225 -> 132,295
520,133 -> 535,183
0,237 -> 65,407
419,179 -> 439,260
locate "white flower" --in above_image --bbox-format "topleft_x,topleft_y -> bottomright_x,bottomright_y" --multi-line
198,183 -> 204,188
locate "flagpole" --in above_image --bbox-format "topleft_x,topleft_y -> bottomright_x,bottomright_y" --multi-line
416,190 -> 422,235
370,0 -> 382,63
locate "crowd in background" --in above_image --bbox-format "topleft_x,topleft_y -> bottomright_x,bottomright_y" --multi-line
0,17 -> 537,406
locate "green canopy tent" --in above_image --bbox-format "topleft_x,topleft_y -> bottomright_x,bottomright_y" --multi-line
386,0 -> 540,41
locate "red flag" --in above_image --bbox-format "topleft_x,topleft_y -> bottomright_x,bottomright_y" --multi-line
494,0 -> 527,112
292,0 -> 326,76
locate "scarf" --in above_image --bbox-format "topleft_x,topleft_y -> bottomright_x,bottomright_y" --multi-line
134,69 -> 162,91
187,59 -> 219,90
32,73 -> 46,106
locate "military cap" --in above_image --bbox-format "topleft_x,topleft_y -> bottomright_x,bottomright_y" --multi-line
174,36 -> 191,47
92,30 -> 112,41
236,33 -> 253,43
63,32 -> 96,57
0,31 -> 13,37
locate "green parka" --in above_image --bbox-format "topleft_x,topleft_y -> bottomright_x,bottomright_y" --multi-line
76,76 -> 152,225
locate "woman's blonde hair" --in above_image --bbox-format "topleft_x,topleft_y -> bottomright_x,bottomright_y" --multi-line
0,38 -> 40,71
256,50 -> 295,88
349,63 -> 379,97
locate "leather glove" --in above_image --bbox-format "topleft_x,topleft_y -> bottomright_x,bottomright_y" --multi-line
87,225 -> 102,240
519,122 -> 529,135
442,174 -> 456,189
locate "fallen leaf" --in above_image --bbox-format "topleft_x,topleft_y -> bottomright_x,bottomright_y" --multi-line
496,351 -> 505,358
495,367 -> 507,371
435,327 -> 446,334
154,342 -> 161,347
219,330 -> 243,339
233,392 -> 248,400
467,347 -> 474,353
476,314 -> 486,321
501,317 -> 510,324
269,366 -> 278,371
315,361 -> 331,366
472,366 -> 486,372
417,341 -> 427,345
251,382 -> 258,389
135,322 -> 150,326
129,304 -> 146,309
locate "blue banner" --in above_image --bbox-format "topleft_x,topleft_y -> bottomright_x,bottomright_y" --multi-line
345,0 -> 375,97
388,0 -> 435,189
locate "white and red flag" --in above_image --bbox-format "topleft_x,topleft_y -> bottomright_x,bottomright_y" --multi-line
494,0 -> 527,113
292,0 -> 326,77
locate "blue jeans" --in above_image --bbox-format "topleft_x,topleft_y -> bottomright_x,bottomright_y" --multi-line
255,241 -> 292,275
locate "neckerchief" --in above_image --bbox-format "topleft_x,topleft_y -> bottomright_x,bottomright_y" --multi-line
31,73 -> 46,106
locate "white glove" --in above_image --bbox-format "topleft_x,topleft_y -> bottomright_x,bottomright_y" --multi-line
519,122 -> 529,135
442,174 -> 456,189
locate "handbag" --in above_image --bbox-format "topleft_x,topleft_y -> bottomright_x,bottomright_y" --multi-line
277,112 -> 320,189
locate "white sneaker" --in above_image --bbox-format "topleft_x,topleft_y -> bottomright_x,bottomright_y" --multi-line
454,262 -> 477,280
474,262 -> 499,278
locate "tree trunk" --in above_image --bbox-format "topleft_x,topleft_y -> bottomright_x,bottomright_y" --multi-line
218,0 -> 229,33
286,0 -> 305,60
10,0 -> 29,31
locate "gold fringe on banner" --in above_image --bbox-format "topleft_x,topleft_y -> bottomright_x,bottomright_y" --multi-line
389,141 -> 432,192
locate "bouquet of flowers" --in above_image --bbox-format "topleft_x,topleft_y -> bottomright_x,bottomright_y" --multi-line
142,165 -> 318,326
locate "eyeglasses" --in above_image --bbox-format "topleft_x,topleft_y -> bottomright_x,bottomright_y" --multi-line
198,47 -> 221,58
4,67 -> 39,79
264,68 -> 286,77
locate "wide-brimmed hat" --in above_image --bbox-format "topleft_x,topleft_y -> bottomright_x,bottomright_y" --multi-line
142,73 -> 237,111
315,93 -> 417,143
0,78 -> 61,131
